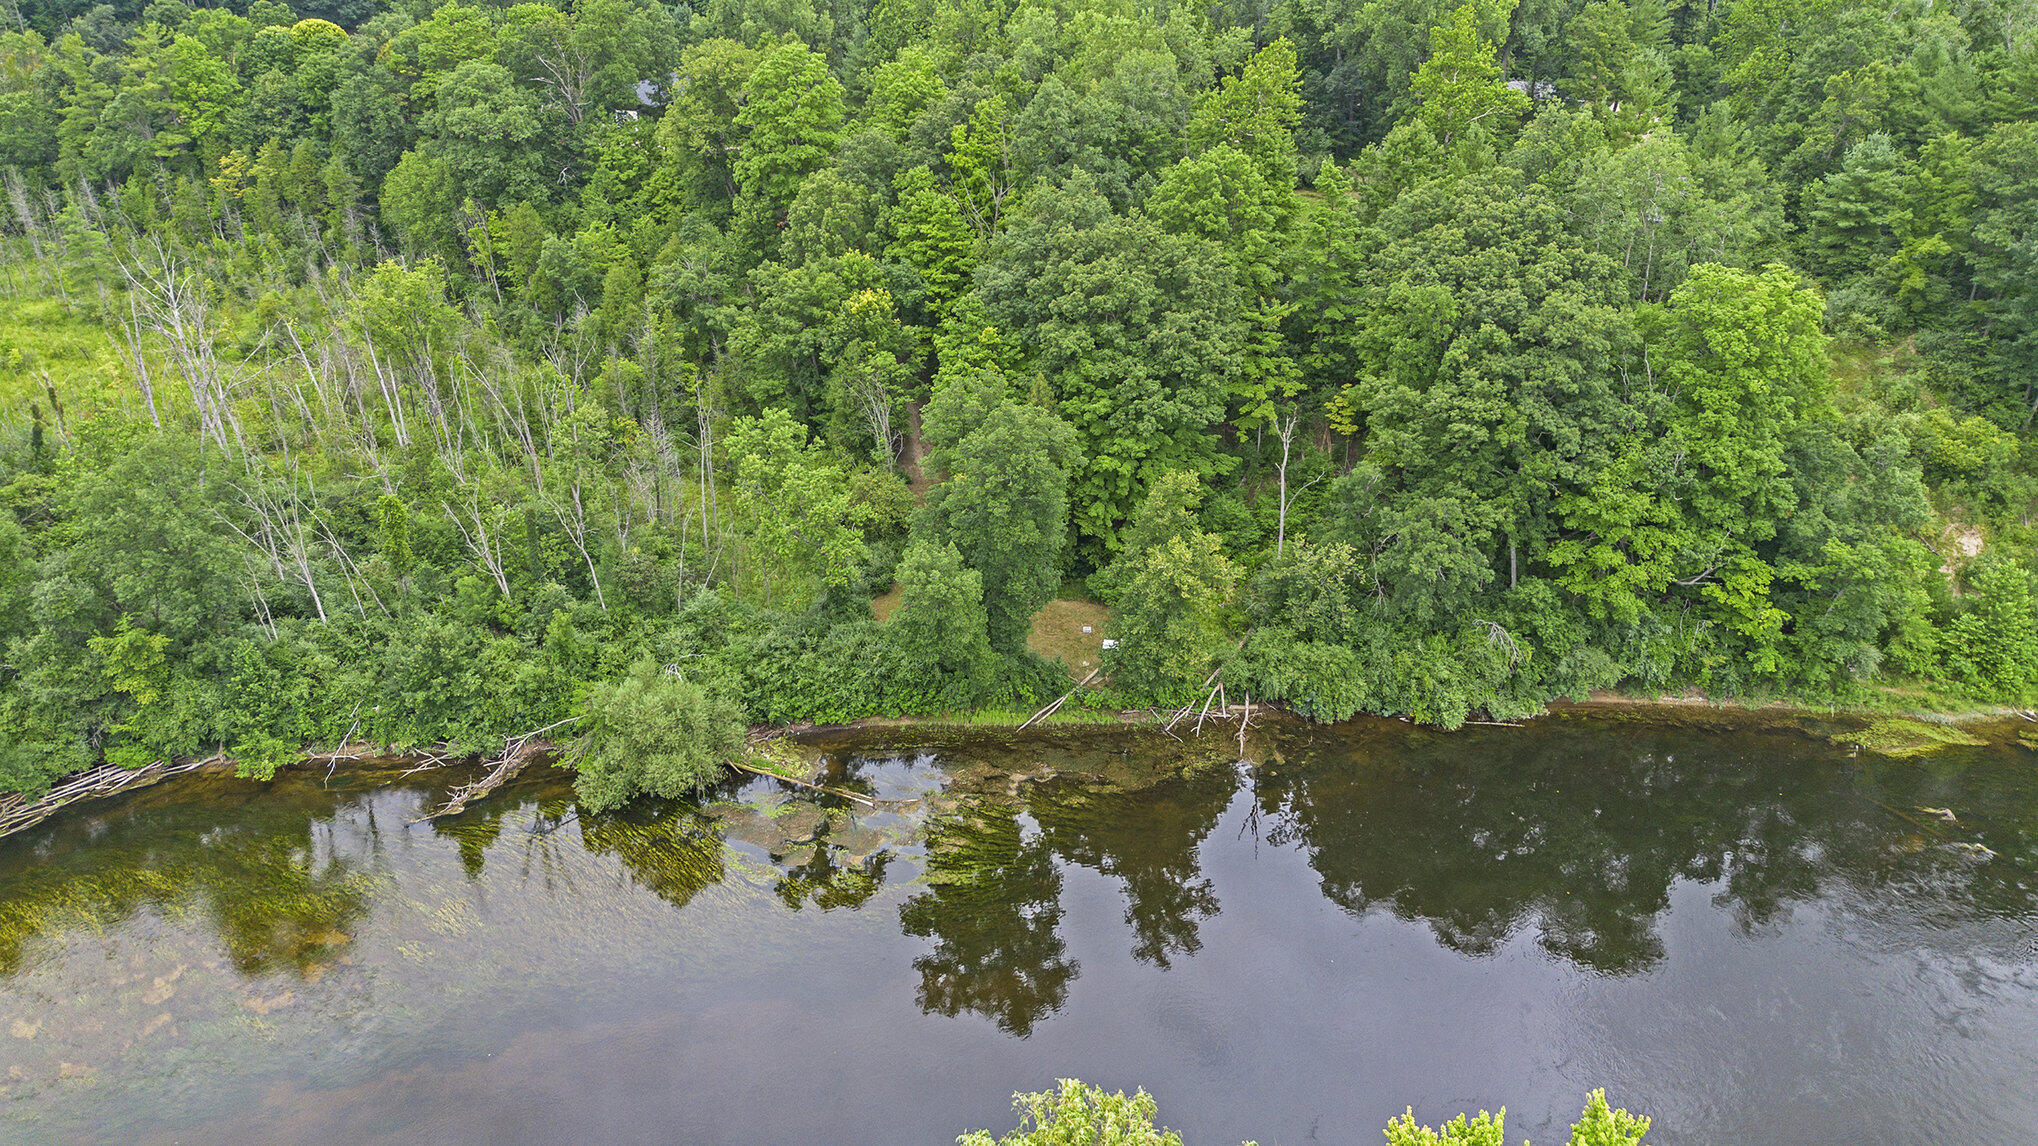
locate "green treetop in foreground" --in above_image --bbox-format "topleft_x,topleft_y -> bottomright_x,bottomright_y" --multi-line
958,1080 -> 1649,1146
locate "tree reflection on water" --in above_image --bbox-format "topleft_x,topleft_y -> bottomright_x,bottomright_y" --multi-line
1258,721 -> 2033,973
900,805 -> 1075,1036
889,718 -> 2034,1034
0,779 -> 377,977
0,718 -> 2030,1050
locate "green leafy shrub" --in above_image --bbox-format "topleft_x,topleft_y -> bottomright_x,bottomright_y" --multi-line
569,658 -> 746,813
1228,628 -> 1369,721
960,1082 -> 1648,1146
1944,551 -> 2038,695
958,1080 -> 1187,1146
1384,1089 -> 1649,1146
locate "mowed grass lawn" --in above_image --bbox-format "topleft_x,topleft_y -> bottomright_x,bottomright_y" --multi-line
1027,598 -> 1108,678
871,586 -> 1108,681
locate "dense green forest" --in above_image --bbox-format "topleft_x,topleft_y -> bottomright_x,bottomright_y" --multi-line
0,0 -> 2036,804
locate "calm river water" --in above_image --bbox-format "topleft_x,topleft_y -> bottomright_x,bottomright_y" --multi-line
1,713 -> 2035,1145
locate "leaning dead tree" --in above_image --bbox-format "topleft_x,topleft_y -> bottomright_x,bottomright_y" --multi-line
221,471 -> 331,623
1019,668 -> 1101,730
443,485 -> 518,598
114,234 -> 248,456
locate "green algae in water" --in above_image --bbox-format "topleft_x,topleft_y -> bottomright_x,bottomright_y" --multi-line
1832,718 -> 1988,757
579,809 -> 729,911
742,739 -> 824,784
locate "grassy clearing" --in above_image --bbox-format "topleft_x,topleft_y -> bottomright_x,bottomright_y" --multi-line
1028,597 -> 1110,678
868,585 -> 1111,683
1828,337 -> 1918,403
871,582 -> 902,622
0,295 -> 126,420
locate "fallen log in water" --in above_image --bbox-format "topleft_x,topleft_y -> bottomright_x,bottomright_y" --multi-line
413,748 -> 540,822
1165,665 -> 1226,732
1192,682 -> 1221,734
727,758 -> 879,806
0,755 -> 225,840
414,718 -> 579,822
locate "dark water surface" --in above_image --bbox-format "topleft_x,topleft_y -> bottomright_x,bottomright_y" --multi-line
2,714 -> 2036,1145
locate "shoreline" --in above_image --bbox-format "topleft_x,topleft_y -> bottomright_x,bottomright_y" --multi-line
780,688 -> 2035,738
3,693 -> 2030,845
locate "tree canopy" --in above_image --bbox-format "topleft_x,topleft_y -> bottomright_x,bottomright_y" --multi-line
2,0 -> 2037,799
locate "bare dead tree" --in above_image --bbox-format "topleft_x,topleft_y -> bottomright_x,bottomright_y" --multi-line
108,321 -> 163,429
527,28 -> 600,126
1472,618 -> 1524,667
848,364 -> 899,466
689,367 -> 726,587
444,489 -> 516,598
115,234 -> 247,456
543,318 -> 601,400
462,343 -> 543,483
222,470 -> 330,623
241,561 -> 280,639
1273,405 -> 1325,557
360,336 -> 412,450
538,451 -> 609,611
311,506 -> 388,620
278,317 -> 342,438
3,167 -> 58,300
371,316 -> 455,460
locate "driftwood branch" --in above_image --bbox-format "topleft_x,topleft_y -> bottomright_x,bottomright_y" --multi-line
1020,668 -> 1100,730
1166,664 -> 1226,732
414,718 -> 581,822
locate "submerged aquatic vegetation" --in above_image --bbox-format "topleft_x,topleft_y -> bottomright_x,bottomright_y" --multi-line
1832,719 -> 1988,757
